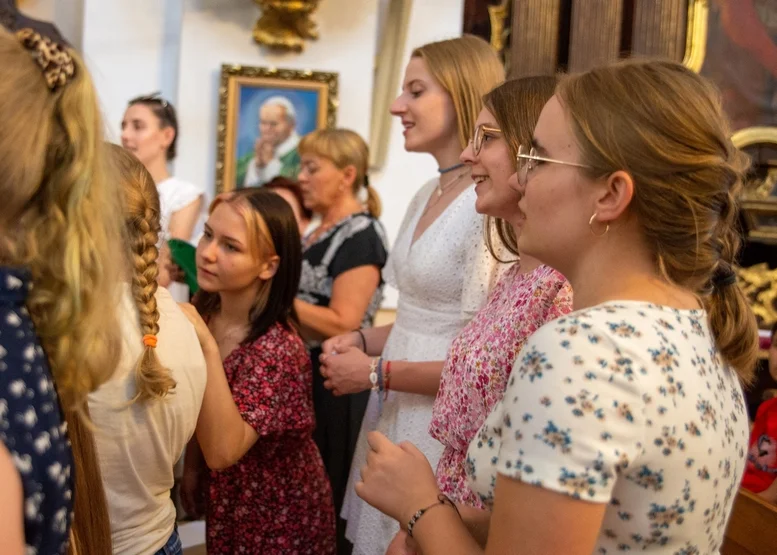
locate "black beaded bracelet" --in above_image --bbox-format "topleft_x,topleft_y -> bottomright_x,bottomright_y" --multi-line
407,494 -> 461,538
355,329 -> 367,352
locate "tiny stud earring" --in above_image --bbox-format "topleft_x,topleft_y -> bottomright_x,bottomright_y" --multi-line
589,213 -> 610,237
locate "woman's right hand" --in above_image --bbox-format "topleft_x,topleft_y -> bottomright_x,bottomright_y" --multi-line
181,467 -> 206,520
178,303 -> 217,352
321,330 -> 364,356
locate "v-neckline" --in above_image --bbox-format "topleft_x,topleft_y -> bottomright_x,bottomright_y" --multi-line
408,181 -> 472,251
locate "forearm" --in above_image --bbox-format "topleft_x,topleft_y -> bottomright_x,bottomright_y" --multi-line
296,300 -> 362,339
360,324 -> 393,356
411,505 -> 484,555
386,359 -> 444,396
458,504 -> 491,548
195,343 -> 257,470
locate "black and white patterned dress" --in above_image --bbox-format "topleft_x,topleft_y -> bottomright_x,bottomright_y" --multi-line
0,267 -> 73,554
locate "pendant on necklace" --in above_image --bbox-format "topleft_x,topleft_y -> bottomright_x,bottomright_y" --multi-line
437,187 -> 443,197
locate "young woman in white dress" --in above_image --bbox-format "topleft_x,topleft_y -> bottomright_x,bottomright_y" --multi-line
121,93 -> 206,296
322,35 -> 505,554
355,60 -> 758,555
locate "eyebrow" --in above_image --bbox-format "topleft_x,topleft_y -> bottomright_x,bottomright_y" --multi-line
205,224 -> 244,247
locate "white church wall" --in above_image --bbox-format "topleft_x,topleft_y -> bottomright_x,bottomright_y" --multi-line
39,0 -> 466,309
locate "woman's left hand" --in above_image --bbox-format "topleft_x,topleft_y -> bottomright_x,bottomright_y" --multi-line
355,432 -> 441,525
319,347 -> 373,395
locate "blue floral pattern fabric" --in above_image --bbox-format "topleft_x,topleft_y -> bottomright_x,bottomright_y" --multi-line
0,267 -> 73,554
466,302 -> 749,553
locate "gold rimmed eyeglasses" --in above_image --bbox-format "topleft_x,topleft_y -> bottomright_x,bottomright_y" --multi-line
516,144 -> 593,187
470,125 -> 502,156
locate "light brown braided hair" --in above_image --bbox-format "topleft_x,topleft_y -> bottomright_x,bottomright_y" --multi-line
557,59 -> 758,383
108,143 -> 176,402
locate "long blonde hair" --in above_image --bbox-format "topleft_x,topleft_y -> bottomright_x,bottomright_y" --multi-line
412,35 -> 505,149
0,28 -> 124,554
108,144 -> 176,402
298,128 -> 382,218
557,59 -> 758,382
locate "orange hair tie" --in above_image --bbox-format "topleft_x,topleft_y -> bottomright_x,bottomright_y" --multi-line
142,334 -> 158,348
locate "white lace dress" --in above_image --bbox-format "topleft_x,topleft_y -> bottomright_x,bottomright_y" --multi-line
342,178 -> 500,554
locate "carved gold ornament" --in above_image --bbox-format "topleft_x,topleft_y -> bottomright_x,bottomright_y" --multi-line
252,0 -> 322,52
736,263 -> 777,331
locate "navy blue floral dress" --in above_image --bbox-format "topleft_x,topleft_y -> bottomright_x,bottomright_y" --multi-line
0,268 -> 73,554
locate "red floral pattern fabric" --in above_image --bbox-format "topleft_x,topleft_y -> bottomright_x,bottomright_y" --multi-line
206,323 -> 336,554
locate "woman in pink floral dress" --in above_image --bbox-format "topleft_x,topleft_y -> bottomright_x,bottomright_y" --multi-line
429,77 -> 573,508
321,79 -> 571,526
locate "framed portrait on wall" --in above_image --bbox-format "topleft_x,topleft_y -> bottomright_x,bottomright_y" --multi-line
215,64 -> 338,193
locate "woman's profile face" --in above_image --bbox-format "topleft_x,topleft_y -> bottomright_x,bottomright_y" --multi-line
390,57 -> 458,155
121,103 -> 172,168
460,108 -> 521,227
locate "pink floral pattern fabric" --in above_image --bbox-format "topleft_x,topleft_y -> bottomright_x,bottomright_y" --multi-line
429,263 -> 572,507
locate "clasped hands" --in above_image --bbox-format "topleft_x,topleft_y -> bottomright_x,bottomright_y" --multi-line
319,332 -> 374,395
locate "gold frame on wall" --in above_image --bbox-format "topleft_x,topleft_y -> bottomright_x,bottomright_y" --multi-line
215,64 -> 338,193
682,0 -> 709,72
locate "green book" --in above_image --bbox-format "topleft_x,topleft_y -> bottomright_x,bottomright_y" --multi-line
167,238 -> 199,294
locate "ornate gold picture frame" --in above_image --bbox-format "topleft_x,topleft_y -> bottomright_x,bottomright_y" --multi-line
215,64 -> 338,193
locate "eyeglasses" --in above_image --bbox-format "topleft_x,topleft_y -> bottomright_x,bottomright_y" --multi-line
470,125 -> 502,156
516,144 -> 593,187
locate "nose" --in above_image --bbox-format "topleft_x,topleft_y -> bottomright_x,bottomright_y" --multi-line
389,95 -> 406,116
460,140 -> 476,165
297,167 -> 309,184
198,239 -> 217,263
120,127 -> 131,146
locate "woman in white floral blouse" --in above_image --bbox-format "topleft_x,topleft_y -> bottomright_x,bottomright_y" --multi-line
354,59 -> 759,555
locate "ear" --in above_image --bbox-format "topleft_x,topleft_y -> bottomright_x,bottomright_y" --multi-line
160,125 -> 176,151
341,165 -> 357,189
591,170 -> 634,223
258,255 -> 280,280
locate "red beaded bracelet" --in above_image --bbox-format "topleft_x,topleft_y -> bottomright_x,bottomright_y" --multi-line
384,361 -> 392,399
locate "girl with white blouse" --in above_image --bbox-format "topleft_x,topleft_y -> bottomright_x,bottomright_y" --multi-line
121,93 -> 206,294
355,60 -> 759,555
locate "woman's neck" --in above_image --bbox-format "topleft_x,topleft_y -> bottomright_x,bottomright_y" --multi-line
145,156 -> 170,185
216,287 -> 258,328
430,134 -> 464,173
321,196 -> 362,227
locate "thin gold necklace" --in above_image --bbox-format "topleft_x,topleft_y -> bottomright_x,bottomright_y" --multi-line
435,168 -> 469,197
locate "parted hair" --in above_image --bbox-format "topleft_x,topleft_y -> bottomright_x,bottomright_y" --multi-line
108,144 -> 176,402
557,59 -> 758,383
483,75 -> 558,260
411,35 -> 505,150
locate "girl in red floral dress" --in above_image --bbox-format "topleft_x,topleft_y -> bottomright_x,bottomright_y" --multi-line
180,188 -> 336,554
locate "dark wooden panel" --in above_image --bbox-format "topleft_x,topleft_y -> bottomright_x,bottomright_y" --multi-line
568,0 -> 624,72
509,0 -> 562,77
631,0 -> 687,61
721,489 -> 777,555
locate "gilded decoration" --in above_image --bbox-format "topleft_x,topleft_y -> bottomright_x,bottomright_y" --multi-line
252,0 -> 322,52
215,64 -> 338,193
736,263 -> 777,331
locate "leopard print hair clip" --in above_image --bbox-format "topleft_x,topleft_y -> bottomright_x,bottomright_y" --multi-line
16,28 -> 74,92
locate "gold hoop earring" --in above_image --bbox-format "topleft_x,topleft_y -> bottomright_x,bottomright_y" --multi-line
589,213 -> 610,237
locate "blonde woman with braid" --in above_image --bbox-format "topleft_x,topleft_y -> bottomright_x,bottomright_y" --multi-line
0,28 -> 124,554
88,145 -> 206,555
